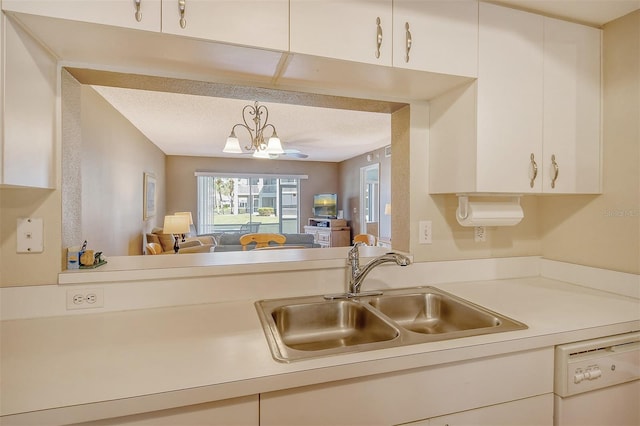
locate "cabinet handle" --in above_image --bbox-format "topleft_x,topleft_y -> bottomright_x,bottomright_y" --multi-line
375,17 -> 383,59
529,153 -> 538,188
551,154 -> 559,189
134,0 -> 142,22
178,0 -> 187,29
405,22 -> 412,63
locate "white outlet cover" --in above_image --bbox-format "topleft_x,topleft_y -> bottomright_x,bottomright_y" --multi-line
66,288 -> 104,310
17,218 -> 44,253
474,226 -> 487,242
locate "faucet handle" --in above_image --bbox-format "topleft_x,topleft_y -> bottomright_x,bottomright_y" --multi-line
349,241 -> 364,251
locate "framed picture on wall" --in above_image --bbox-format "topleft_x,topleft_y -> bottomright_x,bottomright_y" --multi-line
143,172 -> 156,220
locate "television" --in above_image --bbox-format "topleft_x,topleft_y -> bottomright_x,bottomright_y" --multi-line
313,193 -> 338,218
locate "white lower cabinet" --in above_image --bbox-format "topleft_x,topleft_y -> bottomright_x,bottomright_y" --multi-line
77,395 -> 258,426
417,394 -> 553,426
260,348 -> 554,425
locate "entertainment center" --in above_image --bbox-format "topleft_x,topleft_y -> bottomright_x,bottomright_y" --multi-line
304,218 -> 351,248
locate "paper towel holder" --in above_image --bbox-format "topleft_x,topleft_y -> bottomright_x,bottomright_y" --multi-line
456,194 -> 524,227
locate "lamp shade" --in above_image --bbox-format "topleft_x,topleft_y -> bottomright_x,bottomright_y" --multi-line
163,214 -> 190,235
223,134 -> 242,153
174,211 -> 193,225
266,134 -> 284,154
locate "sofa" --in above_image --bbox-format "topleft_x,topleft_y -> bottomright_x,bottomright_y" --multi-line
212,232 -> 320,252
145,226 -> 216,254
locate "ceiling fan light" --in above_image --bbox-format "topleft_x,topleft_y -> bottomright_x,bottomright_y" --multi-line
266,135 -> 284,154
223,134 -> 242,153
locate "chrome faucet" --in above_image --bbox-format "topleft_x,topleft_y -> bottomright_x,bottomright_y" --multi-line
348,243 -> 411,295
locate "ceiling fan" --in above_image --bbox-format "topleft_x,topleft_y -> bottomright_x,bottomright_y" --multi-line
238,147 -> 309,159
270,148 -> 309,159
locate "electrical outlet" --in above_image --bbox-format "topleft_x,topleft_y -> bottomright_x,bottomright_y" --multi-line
474,226 -> 487,242
66,288 -> 104,310
419,220 -> 432,244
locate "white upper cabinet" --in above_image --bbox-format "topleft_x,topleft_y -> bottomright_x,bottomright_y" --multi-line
430,3 -> 544,194
290,0 -> 393,66
476,2 -> 544,193
161,0 -> 289,51
429,2 -> 601,195
543,17 -> 601,193
1,14 -> 57,188
393,0 -> 478,77
1,0 -> 162,32
2,1 -> 288,51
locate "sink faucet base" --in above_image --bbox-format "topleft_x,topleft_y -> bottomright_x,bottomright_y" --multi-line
323,290 -> 384,300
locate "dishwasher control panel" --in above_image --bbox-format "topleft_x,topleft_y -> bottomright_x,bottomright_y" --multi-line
555,332 -> 640,397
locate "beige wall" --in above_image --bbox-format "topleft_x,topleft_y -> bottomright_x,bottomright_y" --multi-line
338,145 -> 391,242
0,188 -> 61,286
78,86 -> 167,256
540,10 -> 640,274
165,156 -> 339,233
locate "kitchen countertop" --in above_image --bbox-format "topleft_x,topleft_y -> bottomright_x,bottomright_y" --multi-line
1,277 -> 639,422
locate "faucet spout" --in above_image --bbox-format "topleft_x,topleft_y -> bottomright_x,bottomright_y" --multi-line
348,243 -> 411,294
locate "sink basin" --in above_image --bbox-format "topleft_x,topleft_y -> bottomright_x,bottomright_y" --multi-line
256,297 -> 401,361
256,287 -> 527,362
271,300 -> 399,351
368,293 -> 503,334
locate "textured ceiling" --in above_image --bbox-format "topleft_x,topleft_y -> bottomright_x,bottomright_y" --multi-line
92,85 -> 393,162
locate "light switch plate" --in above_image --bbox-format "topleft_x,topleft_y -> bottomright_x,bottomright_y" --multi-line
17,217 -> 44,253
419,220 -> 432,244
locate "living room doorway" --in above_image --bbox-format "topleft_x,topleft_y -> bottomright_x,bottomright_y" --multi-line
360,163 -> 380,238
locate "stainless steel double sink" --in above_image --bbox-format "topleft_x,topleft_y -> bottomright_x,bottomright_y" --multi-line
255,286 -> 527,362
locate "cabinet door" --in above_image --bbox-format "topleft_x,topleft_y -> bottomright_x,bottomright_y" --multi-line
290,0 -> 392,66
261,348 -> 553,425
80,395 -> 259,425
1,0 -> 161,32
476,3 -> 544,193
543,17 -> 601,194
393,0 -> 477,77
1,15 -> 57,188
161,0 -> 288,51
427,394 -> 553,426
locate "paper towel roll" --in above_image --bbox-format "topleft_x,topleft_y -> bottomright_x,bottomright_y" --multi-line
456,201 -> 524,227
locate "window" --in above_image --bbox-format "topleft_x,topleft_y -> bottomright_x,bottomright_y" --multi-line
196,173 -> 304,234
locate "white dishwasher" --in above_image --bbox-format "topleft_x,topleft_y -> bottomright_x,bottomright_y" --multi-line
554,332 -> 640,426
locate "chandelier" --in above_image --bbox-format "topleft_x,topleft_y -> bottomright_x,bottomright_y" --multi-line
222,101 -> 284,159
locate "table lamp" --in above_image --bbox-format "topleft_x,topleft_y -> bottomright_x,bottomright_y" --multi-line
163,214 -> 191,253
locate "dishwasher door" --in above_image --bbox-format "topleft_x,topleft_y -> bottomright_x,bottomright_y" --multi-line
554,332 -> 640,426
554,380 -> 639,425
